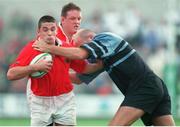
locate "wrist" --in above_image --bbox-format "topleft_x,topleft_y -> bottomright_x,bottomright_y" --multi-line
47,45 -> 53,53
28,65 -> 37,72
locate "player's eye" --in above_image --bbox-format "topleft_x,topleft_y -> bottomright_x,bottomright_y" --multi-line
51,27 -> 56,32
78,17 -> 81,21
69,17 -> 76,20
42,27 -> 48,32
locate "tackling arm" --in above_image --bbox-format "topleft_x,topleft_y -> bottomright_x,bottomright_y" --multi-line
33,41 -> 89,59
50,46 -> 88,60
69,60 -> 104,85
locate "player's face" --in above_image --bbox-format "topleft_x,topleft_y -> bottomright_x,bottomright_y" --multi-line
61,10 -> 82,35
38,22 -> 57,45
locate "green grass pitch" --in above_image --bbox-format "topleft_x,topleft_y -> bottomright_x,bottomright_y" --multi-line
0,117 -> 180,126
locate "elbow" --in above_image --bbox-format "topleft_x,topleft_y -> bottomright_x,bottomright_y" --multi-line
7,70 -> 16,80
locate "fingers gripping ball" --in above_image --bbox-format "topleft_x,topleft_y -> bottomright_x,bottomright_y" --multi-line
30,53 -> 52,78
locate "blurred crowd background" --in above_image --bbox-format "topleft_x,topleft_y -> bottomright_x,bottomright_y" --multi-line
0,0 -> 180,118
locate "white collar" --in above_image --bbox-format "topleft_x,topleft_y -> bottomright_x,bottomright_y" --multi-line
55,37 -> 62,46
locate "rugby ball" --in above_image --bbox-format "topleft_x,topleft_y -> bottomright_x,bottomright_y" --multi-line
30,53 -> 52,78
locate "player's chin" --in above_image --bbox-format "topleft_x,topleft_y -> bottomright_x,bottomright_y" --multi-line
73,29 -> 78,34
46,39 -> 55,44
73,27 -> 79,32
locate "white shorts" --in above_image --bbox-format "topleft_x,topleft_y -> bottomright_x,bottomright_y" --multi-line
27,80 -> 76,126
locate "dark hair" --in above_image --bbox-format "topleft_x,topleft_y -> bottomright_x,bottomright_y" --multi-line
38,15 -> 56,29
61,2 -> 81,17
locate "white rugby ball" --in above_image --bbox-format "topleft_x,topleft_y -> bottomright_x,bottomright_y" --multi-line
30,53 -> 52,78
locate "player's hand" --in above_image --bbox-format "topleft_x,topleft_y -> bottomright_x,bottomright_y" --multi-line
96,59 -> 104,68
32,39 -> 51,53
69,72 -> 83,85
30,60 -> 53,72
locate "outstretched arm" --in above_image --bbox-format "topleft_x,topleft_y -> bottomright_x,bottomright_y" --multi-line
33,40 -> 89,60
50,45 -> 88,59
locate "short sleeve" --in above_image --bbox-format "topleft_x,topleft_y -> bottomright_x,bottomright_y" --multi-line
10,42 -> 35,68
77,69 -> 104,84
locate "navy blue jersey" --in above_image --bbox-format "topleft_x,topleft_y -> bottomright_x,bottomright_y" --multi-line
79,32 -> 172,124
80,32 -> 154,94
77,69 -> 104,84
81,32 -> 135,60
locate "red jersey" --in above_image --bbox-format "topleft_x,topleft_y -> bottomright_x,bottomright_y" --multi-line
56,25 -> 75,46
10,40 -> 86,96
56,25 -> 87,72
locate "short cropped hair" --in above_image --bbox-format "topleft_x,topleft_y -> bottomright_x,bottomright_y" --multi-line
77,29 -> 94,40
61,2 -> 81,17
38,15 -> 56,29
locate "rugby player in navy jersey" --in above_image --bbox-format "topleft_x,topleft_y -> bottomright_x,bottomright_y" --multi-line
33,29 -> 175,126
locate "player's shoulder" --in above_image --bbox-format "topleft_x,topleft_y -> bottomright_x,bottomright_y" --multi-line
24,39 -> 35,47
94,32 -> 124,41
18,40 -> 36,55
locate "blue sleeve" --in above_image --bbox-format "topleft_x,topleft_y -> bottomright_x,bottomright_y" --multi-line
80,32 -> 124,59
77,69 -> 104,84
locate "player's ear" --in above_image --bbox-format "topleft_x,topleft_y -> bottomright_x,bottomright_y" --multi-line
89,34 -> 94,40
55,24 -> 57,35
37,29 -> 40,36
61,16 -> 65,23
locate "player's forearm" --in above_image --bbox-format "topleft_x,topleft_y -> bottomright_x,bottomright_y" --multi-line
69,72 -> 83,84
7,65 -> 37,80
49,45 -> 88,59
82,62 -> 103,74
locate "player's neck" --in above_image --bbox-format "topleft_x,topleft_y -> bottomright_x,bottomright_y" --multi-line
63,30 -> 72,43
